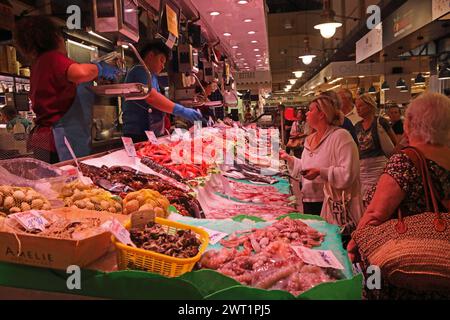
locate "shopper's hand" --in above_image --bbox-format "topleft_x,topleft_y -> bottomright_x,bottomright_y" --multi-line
279,149 -> 294,167
173,104 -> 204,122
94,61 -> 120,81
302,168 -> 320,180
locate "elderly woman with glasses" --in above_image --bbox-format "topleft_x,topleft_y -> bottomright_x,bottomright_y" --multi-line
281,94 -> 363,243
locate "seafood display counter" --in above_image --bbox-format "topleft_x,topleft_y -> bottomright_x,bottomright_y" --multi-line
0,127 -> 362,300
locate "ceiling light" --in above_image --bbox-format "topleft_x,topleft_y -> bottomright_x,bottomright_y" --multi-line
368,85 -> 377,94
248,31 -> 256,35
438,65 -> 450,80
292,71 -> 304,78
255,54 -> 261,57
395,78 -> 406,88
381,80 -> 390,91
240,58 -> 245,61
253,48 -> 260,52
243,63 -> 248,65
314,22 -> 342,38
300,55 -> 316,65
414,73 -> 426,85
284,88 -> 289,92
286,85 -> 292,90
314,0 -> 342,39
288,79 -> 297,85
232,45 -> 239,49
236,53 -> 242,55
244,18 -> 252,22
237,0 -> 249,4
210,11 -> 220,16
358,75 -> 365,78
121,44 -> 129,49
251,40 -> 258,43
223,32 -> 232,36
298,37 -> 316,65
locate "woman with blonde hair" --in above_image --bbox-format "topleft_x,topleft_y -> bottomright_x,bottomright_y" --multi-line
281,94 -> 363,243
355,94 -> 397,206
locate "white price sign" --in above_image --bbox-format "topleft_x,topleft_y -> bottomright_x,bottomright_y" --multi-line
101,219 -> 136,247
199,226 -> 228,245
10,210 -> 49,232
145,131 -> 159,144
121,137 -> 137,158
291,246 -> 344,270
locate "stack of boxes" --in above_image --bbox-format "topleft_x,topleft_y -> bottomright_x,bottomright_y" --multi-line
0,45 -> 18,75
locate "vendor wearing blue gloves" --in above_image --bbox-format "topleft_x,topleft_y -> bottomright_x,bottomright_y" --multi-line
122,41 -> 203,142
15,16 -> 120,163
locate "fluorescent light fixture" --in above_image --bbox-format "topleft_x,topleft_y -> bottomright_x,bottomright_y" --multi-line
255,54 -> 261,57
253,48 -> 260,52
256,59 -> 262,62
248,31 -> 256,35
223,32 -> 232,36
238,0 -> 249,4
210,11 -> 220,16
251,40 -> 258,43
328,77 -> 343,85
88,31 -> 112,43
232,45 -> 239,49
244,18 -> 252,22
67,39 -> 96,51
236,53 -> 242,55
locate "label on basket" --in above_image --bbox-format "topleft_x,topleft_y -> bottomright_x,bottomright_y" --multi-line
198,226 -> 228,245
101,219 -> 136,247
10,210 -> 49,232
145,131 -> 159,144
130,210 -> 155,229
121,137 -> 137,158
291,246 -> 344,270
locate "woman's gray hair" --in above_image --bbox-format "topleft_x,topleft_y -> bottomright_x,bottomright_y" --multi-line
405,92 -> 450,146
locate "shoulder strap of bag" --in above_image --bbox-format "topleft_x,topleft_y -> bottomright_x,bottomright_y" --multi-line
401,146 -> 447,231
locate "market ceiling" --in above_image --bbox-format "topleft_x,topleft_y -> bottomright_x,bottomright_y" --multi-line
189,0 -> 270,72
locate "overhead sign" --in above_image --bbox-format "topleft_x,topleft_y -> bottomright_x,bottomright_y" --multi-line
383,0 -> 432,48
432,0 -> 450,20
356,23 -> 383,64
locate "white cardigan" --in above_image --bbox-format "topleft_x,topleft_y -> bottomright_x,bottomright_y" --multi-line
290,127 -> 363,232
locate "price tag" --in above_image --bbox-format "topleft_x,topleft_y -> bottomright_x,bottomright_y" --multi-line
64,137 -> 91,184
10,210 -> 49,232
145,131 -> 159,144
291,246 -> 344,270
130,210 -> 155,229
121,137 -> 137,157
101,219 -> 136,247
199,226 -> 228,245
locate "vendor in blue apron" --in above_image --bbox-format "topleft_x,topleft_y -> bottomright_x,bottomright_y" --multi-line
15,16 -> 120,163
122,41 -> 203,142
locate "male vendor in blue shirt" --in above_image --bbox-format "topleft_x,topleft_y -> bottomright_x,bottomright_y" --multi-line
122,41 -> 202,142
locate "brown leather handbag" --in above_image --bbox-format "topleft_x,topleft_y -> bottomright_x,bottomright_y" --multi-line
352,146 -> 450,292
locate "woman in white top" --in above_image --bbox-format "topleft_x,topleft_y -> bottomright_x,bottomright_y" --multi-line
281,95 -> 363,241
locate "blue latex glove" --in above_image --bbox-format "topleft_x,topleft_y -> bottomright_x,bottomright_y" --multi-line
94,61 -> 119,81
173,104 -> 203,122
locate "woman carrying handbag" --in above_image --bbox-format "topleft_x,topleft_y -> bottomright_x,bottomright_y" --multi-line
348,92 -> 450,299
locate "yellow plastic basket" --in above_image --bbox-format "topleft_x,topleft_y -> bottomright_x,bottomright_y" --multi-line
112,217 -> 209,277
